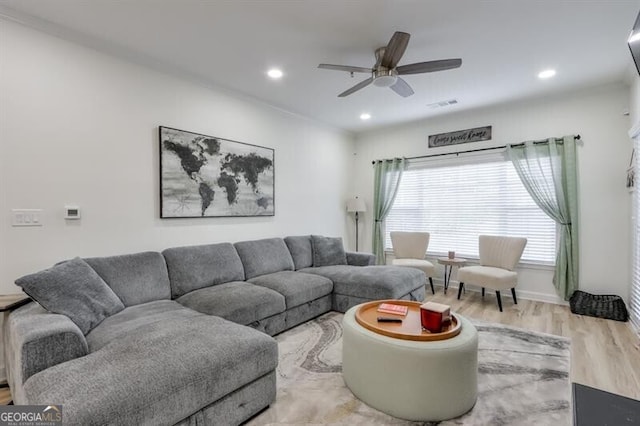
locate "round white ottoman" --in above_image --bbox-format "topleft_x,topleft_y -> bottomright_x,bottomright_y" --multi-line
342,305 -> 478,421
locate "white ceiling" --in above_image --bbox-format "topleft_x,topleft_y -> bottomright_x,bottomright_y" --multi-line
2,0 -> 640,132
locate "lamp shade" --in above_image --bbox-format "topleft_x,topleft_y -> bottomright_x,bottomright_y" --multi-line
346,197 -> 366,213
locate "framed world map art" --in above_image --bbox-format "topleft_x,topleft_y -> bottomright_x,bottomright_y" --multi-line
159,126 -> 274,218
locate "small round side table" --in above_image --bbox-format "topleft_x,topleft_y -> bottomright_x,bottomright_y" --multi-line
437,257 -> 466,294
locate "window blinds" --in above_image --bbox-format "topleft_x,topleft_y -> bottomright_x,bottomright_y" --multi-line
384,151 -> 557,264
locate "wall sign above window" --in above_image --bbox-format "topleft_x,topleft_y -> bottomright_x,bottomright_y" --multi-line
428,125 -> 492,148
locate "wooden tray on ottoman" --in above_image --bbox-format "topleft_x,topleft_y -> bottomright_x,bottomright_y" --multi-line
355,299 -> 461,341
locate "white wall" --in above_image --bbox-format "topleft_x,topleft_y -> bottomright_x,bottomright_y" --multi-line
630,73 -> 640,125
353,84 -> 632,303
0,20 -> 355,293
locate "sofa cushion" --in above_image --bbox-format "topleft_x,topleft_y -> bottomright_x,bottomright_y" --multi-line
284,235 -> 313,270
311,235 -> 347,267
23,312 -> 278,426
300,265 -> 425,300
177,281 -> 285,325
346,251 -> 377,266
248,271 -> 333,309
162,243 -> 245,298
15,257 -> 124,335
86,300 -> 193,351
234,238 -> 295,279
85,252 -> 171,307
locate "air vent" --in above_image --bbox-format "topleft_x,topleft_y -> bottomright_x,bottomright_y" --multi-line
427,99 -> 458,109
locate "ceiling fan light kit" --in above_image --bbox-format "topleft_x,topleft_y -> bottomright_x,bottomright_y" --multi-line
372,70 -> 398,87
318,31 -> 462,98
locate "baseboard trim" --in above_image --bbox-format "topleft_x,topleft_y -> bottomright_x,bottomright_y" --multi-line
432,278 -> 567,306
514,289 -> 568,306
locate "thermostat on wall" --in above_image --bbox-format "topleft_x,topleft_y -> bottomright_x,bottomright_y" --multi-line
64,206 -> 81,220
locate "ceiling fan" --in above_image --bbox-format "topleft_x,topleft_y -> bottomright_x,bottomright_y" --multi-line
318,31 -> 462,98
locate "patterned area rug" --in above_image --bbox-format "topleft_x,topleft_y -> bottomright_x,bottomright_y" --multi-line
246,312 -> 571,425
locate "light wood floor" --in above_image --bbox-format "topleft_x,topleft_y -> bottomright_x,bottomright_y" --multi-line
428,287 -> 640,400
0,288 -> 638,404
0,388 -> 10,405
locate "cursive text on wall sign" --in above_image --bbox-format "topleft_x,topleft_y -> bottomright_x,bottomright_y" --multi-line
428,126 -> 492,148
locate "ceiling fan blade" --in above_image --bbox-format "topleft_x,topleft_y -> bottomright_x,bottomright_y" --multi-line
390,77 -> 414,97
338,77 -> 374,97
396,58 -> 462,75
318,64 -> 373,73
381,31 -> 410,69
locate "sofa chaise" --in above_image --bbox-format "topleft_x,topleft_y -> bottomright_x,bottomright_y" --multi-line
5,235 -> 426,425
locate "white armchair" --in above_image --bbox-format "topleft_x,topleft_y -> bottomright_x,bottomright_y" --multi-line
390,231 -> 435,295
457,235 -> 527,312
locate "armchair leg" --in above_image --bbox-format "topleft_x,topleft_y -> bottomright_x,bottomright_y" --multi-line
496,291 -> 503,312
511,288 -> 518,304
428,277 -> 435,295
481,287 -> 485,298
457,282 -> 464,300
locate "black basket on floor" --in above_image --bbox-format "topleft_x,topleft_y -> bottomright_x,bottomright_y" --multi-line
569,290 -> 629,322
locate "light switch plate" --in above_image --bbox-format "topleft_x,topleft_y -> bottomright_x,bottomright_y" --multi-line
12,209 -> 43,227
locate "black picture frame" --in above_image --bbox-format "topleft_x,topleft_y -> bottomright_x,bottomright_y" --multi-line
159,126 -> 275,218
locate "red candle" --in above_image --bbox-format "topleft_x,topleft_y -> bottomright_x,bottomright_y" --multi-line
420,308 -> 443,333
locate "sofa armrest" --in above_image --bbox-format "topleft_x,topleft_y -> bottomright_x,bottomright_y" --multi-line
346,251 -> 376,266
4,302 -> 88,401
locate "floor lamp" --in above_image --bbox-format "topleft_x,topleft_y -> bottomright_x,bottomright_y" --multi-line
347,197 -> 366,251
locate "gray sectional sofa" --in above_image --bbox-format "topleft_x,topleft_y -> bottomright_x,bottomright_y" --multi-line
4,235 -> 425,425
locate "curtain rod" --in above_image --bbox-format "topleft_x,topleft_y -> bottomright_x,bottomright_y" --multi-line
371,134 -> 581,164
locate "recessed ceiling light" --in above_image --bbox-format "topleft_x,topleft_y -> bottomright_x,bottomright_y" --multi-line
360,113 -> 371,120
267,68 -> 283,79
538,69 -> 556,79
630,32 -> 640,43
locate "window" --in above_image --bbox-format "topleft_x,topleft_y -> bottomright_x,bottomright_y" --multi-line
385,152 -> 557,264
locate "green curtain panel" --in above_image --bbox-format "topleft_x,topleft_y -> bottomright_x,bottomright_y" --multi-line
507,136 -> 579,300
372,158 -> 406,264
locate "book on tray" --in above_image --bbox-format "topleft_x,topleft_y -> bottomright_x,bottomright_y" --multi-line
377,303 -> 408,316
